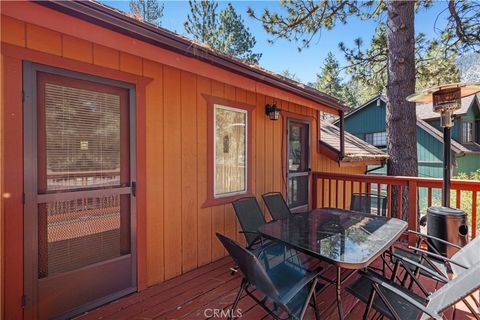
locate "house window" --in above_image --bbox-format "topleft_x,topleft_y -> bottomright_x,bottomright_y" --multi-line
214,104 -> 247,197
204,96 -> 254,207
462,121 -> 473,143
365,131 -> 387,147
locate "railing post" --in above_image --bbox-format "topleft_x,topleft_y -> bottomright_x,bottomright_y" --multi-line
408,180 -> 418,245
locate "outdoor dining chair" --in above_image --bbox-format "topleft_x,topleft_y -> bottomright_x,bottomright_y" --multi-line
217,233 -> 324,320
231,197 -> 268,249
347,262 -> 480,320
392,230 -> 480,287
262,192 -> 294,220
350,193 -> 387,216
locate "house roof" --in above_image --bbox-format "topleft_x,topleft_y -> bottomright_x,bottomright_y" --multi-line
416,94 -> 478,120
320,120 -> 388,162
416,119 -> 473,155
340,95 -> 386,121
37,0 -> 348,113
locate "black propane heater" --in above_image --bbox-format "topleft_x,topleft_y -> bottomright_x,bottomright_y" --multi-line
407,83 -> 480,256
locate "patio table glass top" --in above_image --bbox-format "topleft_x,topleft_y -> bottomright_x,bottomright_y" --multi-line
258,208 -> 408,269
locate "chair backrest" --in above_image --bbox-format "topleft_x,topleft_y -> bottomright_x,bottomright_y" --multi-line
216,233 -> 280,300
423,263 -> 480,320
450,235 -> 480,276
350,193 -> 387,216
262,192 -> 292,220
231,197 -> 267,247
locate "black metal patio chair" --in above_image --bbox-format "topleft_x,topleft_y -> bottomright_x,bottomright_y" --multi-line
231,197 -> 269,249
262,192 -> 294,220
392,231 -> 480,288
350,193 -> 387,216
347,261 -> 480,320
217,233 -> 324,320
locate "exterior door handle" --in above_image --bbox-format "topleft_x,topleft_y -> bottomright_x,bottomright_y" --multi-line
132,181 -> 136,197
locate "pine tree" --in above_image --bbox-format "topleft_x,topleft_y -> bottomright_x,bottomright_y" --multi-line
129,0 -> 163,26
184,1 -> 261,64
184,0 -> 218,46
314,53 -> 359,108
216,3 -> 261,64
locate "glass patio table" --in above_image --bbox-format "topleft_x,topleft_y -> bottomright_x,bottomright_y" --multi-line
257,208 -> 408,319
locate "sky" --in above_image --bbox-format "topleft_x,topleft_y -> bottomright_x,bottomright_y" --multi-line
102,1 -> 450,84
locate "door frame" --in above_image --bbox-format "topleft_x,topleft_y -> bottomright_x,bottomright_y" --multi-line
285,117 -> 311,212
23,61 -> 137,318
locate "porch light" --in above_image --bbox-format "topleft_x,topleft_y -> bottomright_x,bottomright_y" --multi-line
407,82 -> 480,207
265,103 -> 281,120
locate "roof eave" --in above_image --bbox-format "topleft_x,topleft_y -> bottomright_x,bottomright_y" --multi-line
35,0 -> 348,112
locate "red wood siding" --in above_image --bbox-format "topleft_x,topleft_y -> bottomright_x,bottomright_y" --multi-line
0,10 -> 367,319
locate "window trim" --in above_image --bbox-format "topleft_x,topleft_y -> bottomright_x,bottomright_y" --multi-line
462,120 -> 473,144
213,104 -> 248,198
203,95 -> 255,208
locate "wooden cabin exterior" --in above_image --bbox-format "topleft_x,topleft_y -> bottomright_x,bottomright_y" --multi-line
0,2 -> 386,319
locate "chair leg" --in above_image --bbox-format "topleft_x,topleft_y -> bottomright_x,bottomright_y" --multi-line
311,283 -> 320,320
230,278 -> 247,320
463,298 -> 480,320
299,279 -> 318,320
363,286 -> 376,320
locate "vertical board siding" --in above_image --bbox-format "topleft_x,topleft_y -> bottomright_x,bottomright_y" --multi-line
162,66 -> 182,280
144,60 -> 165,285
1,22 -> 368,298
196,76 -> 213,265
180,71 -> 198,273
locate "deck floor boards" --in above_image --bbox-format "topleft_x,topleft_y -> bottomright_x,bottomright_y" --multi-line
76,254 -> 477,320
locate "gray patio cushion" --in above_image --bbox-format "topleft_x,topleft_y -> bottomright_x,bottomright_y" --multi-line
422,263 -> 480,320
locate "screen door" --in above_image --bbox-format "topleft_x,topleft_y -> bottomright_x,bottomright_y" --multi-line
286,119 -> 310,211
23,64 -> 136,319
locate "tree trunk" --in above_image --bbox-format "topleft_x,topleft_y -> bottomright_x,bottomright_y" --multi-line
386,1 -> 418,220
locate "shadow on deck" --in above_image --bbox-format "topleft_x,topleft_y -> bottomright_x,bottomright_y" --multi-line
76,254 -> 477,320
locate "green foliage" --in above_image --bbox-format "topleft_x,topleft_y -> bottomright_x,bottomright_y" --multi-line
455,172 -> 480,181
416,41 -> 460,88
184,0 -> 218,45
279,69 -> 301,82
129,0 -> 163,25
313,52 -> 357,108
339,23 -> 460,103
440,0 -> 480,54
249,0 -> 476,104
185,1 -> 261,64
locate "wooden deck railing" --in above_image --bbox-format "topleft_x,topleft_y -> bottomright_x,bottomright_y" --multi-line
312,171 -> 480,243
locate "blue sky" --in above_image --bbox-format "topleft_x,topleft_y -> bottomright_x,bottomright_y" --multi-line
102,1 -> 449,84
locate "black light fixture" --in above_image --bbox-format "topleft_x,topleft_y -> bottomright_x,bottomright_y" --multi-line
265,103 -> 281,120
407,82 -> 480,207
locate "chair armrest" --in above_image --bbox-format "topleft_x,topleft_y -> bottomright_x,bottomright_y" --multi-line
239,230 -> 259,235
358,270 -> 441,320
407,246 -> 469,270
407,230 -> 462,249
391,252 -> 450,283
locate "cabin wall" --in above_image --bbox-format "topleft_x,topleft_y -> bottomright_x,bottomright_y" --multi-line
1,12 -> 367,317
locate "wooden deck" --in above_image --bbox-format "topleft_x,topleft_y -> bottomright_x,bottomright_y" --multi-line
76,255 -> 477,320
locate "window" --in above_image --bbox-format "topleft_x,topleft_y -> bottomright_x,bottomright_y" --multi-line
214,105 -> 247,197
462,121 -> 473,143
204,96 -> 254,207
365,131 -> 387,147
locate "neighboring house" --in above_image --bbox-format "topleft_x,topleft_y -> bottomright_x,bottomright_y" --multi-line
0,1 -> 386,319
337,95 -> 480,178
